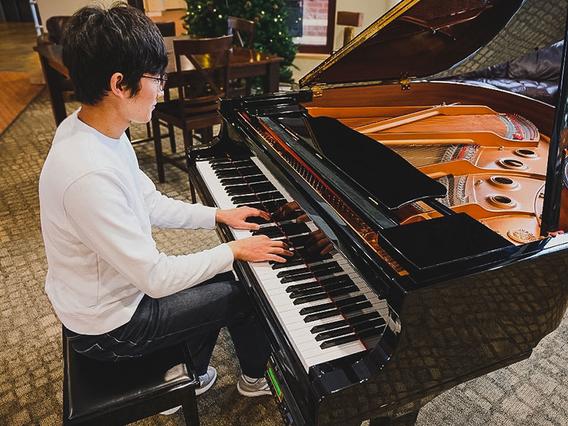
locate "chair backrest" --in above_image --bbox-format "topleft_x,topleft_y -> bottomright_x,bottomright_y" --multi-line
172,35 -> 233,102
227,16 -> 255,49
46,16 -> 71,44
156,21 -> 176,37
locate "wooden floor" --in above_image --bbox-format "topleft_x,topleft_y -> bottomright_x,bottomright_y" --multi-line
0,71 -> 43,134
0,23 -> 44,134
0,22 -> 41,74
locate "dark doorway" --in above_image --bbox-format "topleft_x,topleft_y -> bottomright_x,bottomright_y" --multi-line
1,0 -> 34,22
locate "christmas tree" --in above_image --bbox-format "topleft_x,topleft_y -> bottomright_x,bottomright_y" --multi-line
184,0 -> 297,83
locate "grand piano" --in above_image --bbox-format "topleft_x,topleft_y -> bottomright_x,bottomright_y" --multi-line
189,0 -> 568,424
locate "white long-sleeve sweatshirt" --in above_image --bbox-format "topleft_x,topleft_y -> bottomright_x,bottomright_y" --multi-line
39,110 -> 234,335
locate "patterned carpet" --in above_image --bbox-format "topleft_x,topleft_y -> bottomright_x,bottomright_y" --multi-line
0,91 -> 566,425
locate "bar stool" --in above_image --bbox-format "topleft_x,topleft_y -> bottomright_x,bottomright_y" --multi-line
62,329 -> 200,425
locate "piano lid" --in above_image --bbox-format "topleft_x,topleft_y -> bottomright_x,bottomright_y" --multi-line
300,0 -> 567,87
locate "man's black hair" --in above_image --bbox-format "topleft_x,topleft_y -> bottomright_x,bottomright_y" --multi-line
62,3 -> 168,105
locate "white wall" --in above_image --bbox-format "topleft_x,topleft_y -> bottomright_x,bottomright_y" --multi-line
36,0 -> 185,23
333,0 -> 400,51
292,0 -> 401,83
37,0 -> 115,23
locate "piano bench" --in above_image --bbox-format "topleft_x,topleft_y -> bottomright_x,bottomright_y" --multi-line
62,330 -> 200,425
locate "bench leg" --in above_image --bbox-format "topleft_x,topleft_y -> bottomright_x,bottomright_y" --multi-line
181,388 -> 200,426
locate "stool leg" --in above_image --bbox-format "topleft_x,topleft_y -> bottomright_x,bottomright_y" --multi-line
181,389 -> 200,426
152,117 -> 165,183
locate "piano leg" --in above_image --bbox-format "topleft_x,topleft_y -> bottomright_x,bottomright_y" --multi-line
369,410 -> 419,426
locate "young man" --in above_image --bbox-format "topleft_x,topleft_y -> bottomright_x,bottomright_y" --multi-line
39,4 -> 292,398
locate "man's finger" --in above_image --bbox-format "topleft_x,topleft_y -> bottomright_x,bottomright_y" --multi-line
256,209 -> 271,220
266,254 -> 287,263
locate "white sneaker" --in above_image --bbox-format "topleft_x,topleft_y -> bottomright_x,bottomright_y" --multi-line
160,366 -> 218,415
159,406 -> 181,416
236,374 -> 272,397
195,366 -> 218,396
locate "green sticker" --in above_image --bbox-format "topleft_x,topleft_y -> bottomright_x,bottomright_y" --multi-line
267,367 -> 282,399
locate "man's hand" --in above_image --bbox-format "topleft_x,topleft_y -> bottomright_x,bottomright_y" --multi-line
228,235 -> 293,263
273,201 -> 309,222
216,207 -> 271,230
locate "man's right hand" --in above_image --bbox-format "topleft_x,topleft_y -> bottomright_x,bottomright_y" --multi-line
228,235 -> 293,263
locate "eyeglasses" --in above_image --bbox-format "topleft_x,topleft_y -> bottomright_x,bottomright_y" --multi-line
141,74 -> 168,90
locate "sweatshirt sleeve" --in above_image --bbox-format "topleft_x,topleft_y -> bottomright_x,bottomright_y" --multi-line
138,169 -> 218,229
63,170 -> 234,298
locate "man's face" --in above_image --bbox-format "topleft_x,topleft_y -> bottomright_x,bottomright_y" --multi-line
125,74 -> 163,124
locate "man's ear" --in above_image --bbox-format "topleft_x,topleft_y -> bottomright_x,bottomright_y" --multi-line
109,72 -> 128,98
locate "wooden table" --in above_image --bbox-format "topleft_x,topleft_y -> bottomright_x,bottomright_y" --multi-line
35,36 -> 283,126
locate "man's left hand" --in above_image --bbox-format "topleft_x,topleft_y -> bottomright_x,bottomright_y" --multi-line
216,207 -> 271,230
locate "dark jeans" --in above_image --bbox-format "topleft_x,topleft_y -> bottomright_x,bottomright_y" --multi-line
64,272 -> 270,378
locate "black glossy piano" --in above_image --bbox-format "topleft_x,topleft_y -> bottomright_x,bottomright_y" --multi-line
189,1 -> 568,424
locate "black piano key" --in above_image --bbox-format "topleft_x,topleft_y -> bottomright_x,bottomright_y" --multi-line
231,194 -> 259,204
254,191 -> 286,202
293,285 -> 358,305
211,164 -> 255,171
310,312 -> 381,334
303,300 -> 372,323
290,281 -> 356,299
279,266 -> 342,283
208,157 -> 249,165
278,265 -> 341,282
286,234 -> 310,248
270,253 -> 302,266
319,326 -> 383,349
277,261 -> 340,277
245,216 -> 272,226
277,261 -> 341,279
285,274 -> 350,293
315,318 -> 385,341
226,182 -> 275,196
299,295 -> 366,316
220,175 -> 266,186
239,199 -> 287,213
279,222 -> 311,236
272,258 -> 306,270
288,276 -> 355,295
253,227 -> 284,239
271,253 -> 333,270
215,164 -> 260,173
246,182 -> 278,194
215,166 -> 261,178
232,191 -> 283,205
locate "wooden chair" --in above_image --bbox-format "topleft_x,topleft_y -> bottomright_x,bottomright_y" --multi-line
227,16 -> 255,49
152,35 -> 233,202
227,16 -> 256,96
131,21 -> 178,148
45,16 -> 71,44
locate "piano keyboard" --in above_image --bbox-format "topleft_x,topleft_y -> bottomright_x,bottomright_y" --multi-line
196,156 -> 390,371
